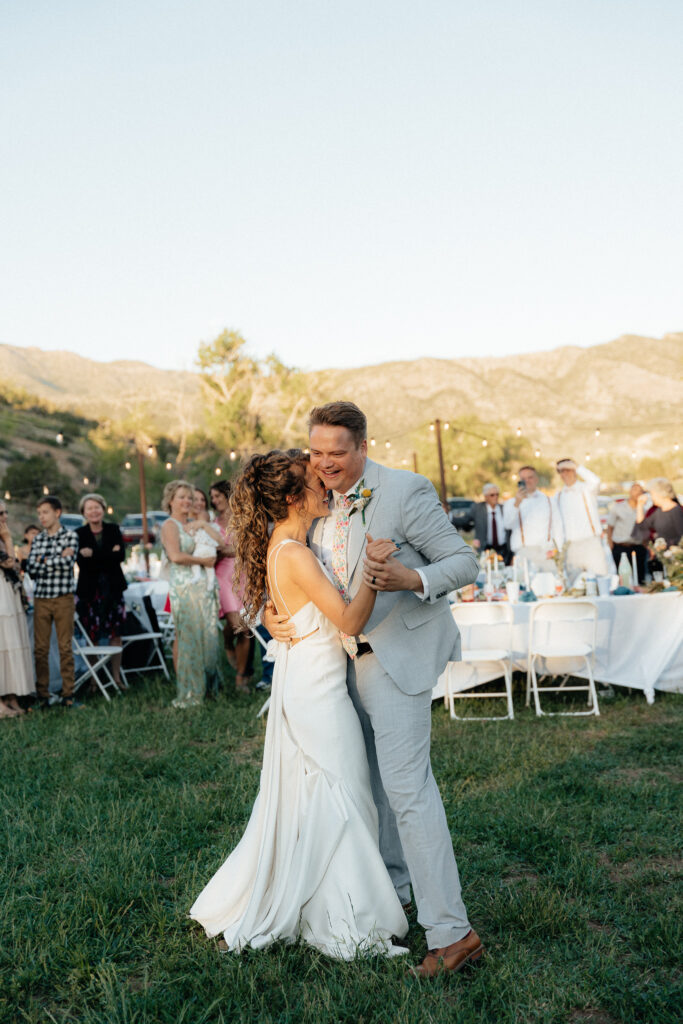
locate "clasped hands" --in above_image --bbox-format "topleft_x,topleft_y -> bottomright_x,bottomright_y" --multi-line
266,534 -> 413,643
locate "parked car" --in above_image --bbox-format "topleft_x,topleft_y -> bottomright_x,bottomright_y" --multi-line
446,497 -> 475,532
120,510 -> 167,545
60,513 -> 85,532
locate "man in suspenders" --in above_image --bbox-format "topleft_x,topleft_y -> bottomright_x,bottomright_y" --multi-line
553,459 -> 609,577
502,465 -> 556,570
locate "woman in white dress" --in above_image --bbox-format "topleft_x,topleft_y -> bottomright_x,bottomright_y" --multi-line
0,500 -> 33,717
190,450 -> 408,958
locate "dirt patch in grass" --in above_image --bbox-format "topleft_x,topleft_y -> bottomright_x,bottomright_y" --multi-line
502,864 -> 539,886
136,747 -> 161,759
598,852 -> 682,883
587,920 -> 612,934
569,1010 -> 618,1024
196,780 -> 222,790
230,735 -> 263,764
128,974 -> 147,993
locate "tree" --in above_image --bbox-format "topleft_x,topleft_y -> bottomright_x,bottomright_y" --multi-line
2,455 -> 76,508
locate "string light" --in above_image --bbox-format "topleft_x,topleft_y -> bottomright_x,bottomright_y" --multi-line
534,448 -> 541,458
595,428 -> 600,437
146,445 -> 154,457
124,461 -> 131,471
481,439 -> 488,448
3,491 -> 10,500
42,486 -> 49,495
303,448 -> 310,455
385,440 -> 391,449
83,477 -> 89,485
452,463 -> 459,471
585,453 -> 591,462
443,422 -> 449,430
165,461 -> 172,471
370,437 -> 376,446
516,427 -> 521,437
631,450 -> 637,459
429,424 -> 435,432
230,450 -> 236,460
401,458 -> 407,465
107,506 -> 113,515
675,443 -> 680,452
511,474 -> 518,482
56,432 -> 64,445
214,467 -> 221,476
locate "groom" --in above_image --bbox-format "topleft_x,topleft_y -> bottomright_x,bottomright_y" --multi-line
273,401 -> 482,977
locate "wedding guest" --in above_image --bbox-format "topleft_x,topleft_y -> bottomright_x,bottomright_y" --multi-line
607,483 -> 648,582
161,480 -> 228,708
553,459 -> 609,576
192,488 -> 211,522
0,500 -> 33,718
209,480 -> 251,693
472,484 -> 509,563
17,524 -> 40,572
633,478 -> 683,550
76,493 -> 127,688
26,495 -> 81,709
503,466 -> 557,571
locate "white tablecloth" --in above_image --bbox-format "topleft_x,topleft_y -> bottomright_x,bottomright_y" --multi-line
434,592 -> 683,705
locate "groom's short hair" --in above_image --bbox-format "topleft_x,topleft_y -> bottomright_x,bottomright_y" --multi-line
308,402 -> 367,447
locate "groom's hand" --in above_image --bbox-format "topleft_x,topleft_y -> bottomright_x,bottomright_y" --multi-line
263,600 -> 295,642
363,540 -> 424,594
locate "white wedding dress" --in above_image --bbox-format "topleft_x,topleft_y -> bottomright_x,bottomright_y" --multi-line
190,540 -> 408,958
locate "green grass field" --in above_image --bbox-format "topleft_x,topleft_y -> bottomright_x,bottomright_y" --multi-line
1,676 -> 681,1024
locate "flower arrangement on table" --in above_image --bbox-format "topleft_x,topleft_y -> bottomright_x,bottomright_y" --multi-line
661,545 -> 683,591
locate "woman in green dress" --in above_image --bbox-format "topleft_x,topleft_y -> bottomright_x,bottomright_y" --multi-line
161,480 -> 229,708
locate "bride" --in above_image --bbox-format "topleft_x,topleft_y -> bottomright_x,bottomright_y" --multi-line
190,449 -> 408,958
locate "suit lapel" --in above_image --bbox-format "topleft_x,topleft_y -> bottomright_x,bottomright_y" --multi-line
348,460 -> 381,582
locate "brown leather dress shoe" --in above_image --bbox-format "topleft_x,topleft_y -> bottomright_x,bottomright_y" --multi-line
412,929 -> 484,978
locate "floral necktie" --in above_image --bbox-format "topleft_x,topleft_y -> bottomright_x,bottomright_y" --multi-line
331,494 -> 358,658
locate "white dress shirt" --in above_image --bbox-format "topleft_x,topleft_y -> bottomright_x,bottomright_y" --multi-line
503,490 -> 555,553
553,466 -> 602,546
486,504 -> 505,547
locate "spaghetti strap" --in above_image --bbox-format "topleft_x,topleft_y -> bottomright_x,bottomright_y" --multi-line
267,539 -> 304,619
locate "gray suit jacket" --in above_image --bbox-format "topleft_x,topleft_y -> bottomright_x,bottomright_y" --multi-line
310,459 -> 479,695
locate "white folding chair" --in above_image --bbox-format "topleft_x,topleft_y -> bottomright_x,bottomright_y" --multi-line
120,595 -> 171,685
443,603 -> 514,721
73,615 -> 122,702
526,599 -> 599,717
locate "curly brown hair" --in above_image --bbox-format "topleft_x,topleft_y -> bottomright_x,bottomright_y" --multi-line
229,450 -> 309,620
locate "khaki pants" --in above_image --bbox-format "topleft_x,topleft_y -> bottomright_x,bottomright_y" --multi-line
34,595 -> 75,699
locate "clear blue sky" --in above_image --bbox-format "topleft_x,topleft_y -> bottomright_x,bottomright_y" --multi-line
2,0 -> 681,372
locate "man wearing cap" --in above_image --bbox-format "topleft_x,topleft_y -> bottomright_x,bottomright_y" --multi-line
553,459 -> 609,577
503,465 -> 557,570
472,484 -> 510,563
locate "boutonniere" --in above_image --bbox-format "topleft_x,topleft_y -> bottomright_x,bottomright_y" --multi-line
347,480 -> 374,525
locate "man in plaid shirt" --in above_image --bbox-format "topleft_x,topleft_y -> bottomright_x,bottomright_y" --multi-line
27,495 -> 80,708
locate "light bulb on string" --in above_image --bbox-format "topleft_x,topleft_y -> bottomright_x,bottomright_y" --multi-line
511,474 -> 518,482
124,461 -> 131,471
147,445 -> 154,458
631,450 -> 637,460
452,463 -> 459,471
443,422 -> 449,430
107,506 -> 113,515
401,458 -> 407,465
675,443 -> 680,452
214,467 -> 222,476
481,439 -> 488,448
303,448 -> 310,455
229,450 -> 236,461
429,424 -> 435,432
42,486 -> 49,495
595,428 -> 600,437
370,437 -> 376,446
4,491 -> 10,500
385,440 -> 391,449
165,462 -> 172,471
83,477 -> 89,486
534,448 -> 541,458
585,453 -> 591,462
56,433 -> 64,445
516,427 -> 521,437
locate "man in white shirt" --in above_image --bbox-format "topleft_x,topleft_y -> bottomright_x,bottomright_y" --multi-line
553,459 -> 609,577
472,483 -> 509,562
502,465 -> 556,570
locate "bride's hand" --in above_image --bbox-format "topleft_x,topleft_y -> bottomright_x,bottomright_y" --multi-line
364,535 -> 399,563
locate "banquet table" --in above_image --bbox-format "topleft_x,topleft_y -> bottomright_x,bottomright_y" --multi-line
433,591 -> 683,705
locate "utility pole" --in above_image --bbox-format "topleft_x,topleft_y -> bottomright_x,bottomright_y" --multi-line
137,447 -> 150,571
434,418 -> 448,510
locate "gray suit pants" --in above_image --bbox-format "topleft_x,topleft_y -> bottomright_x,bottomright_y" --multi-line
347,653 -> 471,948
